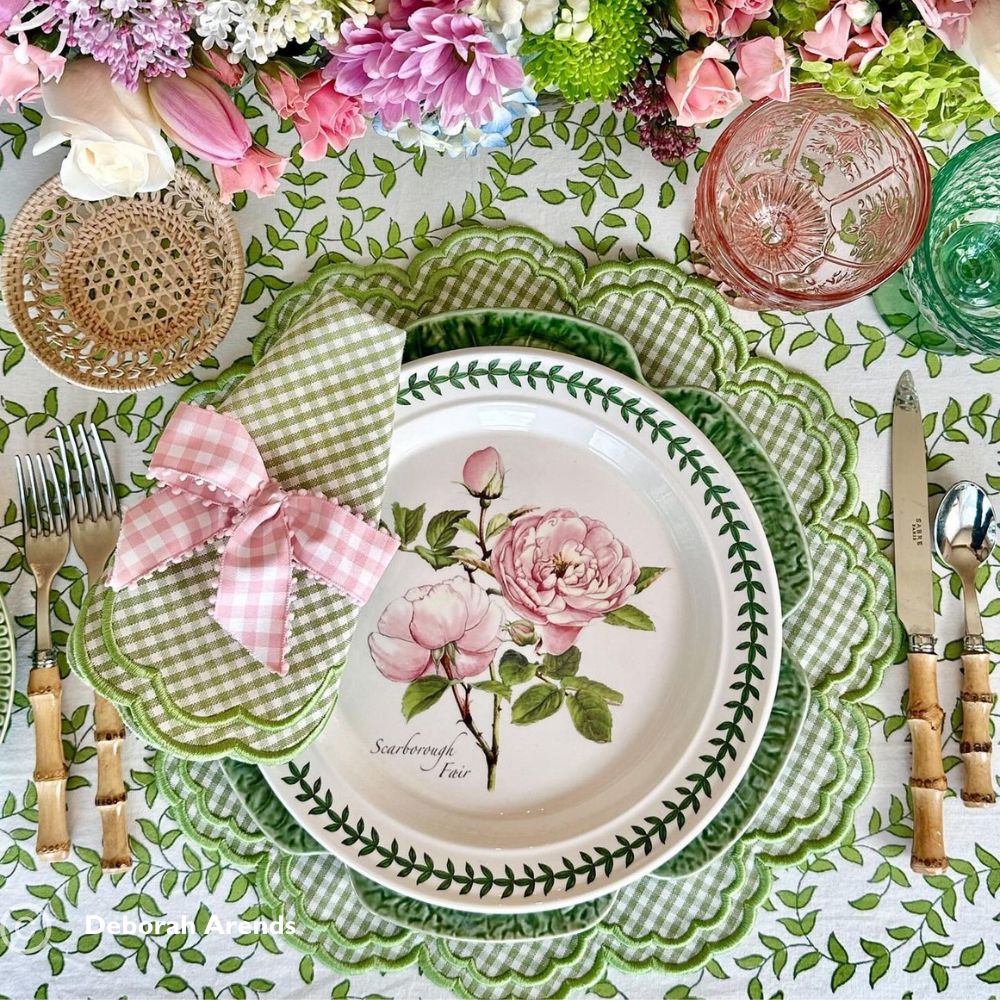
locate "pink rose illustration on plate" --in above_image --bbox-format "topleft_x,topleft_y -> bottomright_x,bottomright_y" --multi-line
371,446 -> 664,790
368,577 -> 504,682
491,508 -> 640,655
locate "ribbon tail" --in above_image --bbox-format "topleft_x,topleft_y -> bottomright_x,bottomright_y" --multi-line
214,506 -> 292,676
109,490 -> 235,590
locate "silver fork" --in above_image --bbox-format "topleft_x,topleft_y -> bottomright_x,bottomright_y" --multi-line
15,451 -> 71,862
57,425 -> 131,872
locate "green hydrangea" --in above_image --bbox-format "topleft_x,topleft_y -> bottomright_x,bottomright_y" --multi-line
795,23 -> 996,140
520,0 -> 650,103
773,0 -> 831,37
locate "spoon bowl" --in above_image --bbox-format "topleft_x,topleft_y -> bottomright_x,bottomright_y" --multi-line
934,481 -> 997,581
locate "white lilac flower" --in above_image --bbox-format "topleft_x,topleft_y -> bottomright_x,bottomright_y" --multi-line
196,0 -> 373,62
471,0 -> 560,41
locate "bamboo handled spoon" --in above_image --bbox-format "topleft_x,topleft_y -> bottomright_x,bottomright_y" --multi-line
934,481 -> 997,806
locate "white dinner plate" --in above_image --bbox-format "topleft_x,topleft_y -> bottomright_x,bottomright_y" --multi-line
264,348 -> 781,912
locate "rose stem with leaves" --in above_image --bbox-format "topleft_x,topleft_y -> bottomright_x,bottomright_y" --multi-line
439,650 -> 499,790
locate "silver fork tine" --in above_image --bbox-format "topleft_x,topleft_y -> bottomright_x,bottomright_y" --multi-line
29,456 -> 50,536
15,456 -> 32,537
76,425 -> 108,520
56,428 -> 82,525
66,425 -> 95,521
89,425 -> 119,518
44,454 -> 67,537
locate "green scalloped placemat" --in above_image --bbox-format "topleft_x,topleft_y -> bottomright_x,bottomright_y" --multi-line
156,227 -> 897,998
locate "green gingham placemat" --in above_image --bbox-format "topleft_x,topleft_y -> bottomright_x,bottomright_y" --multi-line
152,227 -> 896,997
70,296 -> 406,761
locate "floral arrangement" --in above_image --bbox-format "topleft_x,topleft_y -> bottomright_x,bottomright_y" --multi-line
369,445 -> 666,790
0,0 -> 995,204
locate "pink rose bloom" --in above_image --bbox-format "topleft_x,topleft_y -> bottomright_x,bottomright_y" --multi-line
326,16 -> 422,130
292,71 -> 367,159
193,45 -> 245,89
912,0 -> 975,51
491,508 -> 639,655
462,446 -> 505,499
719,0 -> 774,37
674,0 -> 720,37
257,62 -> 307,119
801,1 -> 888,71
735,36 -> 791,101
368,577 -> 504,681
0,35 -> 64,112
394,9 -> 524,130
666,42 -> 742,127
148,68 -> 251,167
214,144 -> 287,204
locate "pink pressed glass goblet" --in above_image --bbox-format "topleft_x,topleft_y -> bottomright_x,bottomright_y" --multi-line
694,85 -> 931,312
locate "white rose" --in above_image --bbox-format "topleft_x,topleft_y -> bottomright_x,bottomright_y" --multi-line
33,58 -> 175,201
957,0 -> 1000,113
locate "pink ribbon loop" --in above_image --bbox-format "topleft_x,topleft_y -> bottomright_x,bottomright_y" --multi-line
109,403 -> 398,675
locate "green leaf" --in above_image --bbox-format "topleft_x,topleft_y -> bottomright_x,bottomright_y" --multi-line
602,604 -> 654,631
794,951 -> 821,976
413,545 -> 458,569
831,964 -> 854,991
498,649 -> 535,685
828,933 -> 848,963
391,503 -> 425,546
401,676 -> 451,721
92,954 -> 125,971
634,566 -> 666,594
978,966 -> 1000,984
849,893 -> 881,910
567,689 -> 613,743
511,684 -> 563,724
540,646 -> 581,678
473,679 -> 512,701
156,976 -> 188,993
961,941 -> 985,966
425,509 -> 469,549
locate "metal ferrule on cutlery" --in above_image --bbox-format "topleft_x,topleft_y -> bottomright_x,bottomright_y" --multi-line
892,371 -> 948,875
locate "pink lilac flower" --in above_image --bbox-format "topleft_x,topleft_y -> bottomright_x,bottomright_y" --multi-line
326,16 -> 423,129
45,0 -> 195,91
394,9 -> 524,130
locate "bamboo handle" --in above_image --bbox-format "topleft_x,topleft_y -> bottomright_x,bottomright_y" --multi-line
960,651 -> 995,807
27,650 -> 69,863
94,693 -> 131,870
907,651 -> 947,874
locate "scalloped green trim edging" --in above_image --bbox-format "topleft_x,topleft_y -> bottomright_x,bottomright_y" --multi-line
279,352 -> 773,902
69,585 -> 340,763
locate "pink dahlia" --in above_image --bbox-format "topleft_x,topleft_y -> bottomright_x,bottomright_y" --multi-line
491,508 -> 639,655
394,9 -> 524,130
326,16 -> 422,130
386,0 -> 463,26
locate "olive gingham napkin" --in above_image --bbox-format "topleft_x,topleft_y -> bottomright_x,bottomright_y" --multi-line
69,292 -> 406,762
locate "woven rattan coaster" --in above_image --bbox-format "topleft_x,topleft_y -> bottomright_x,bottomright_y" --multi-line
2,170 -> 244,391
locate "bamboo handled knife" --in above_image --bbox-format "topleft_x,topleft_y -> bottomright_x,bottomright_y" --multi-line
892,370 -> 947,874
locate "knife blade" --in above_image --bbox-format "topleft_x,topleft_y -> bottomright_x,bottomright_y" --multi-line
892,370 -> 935,644
891,369 -> 947,875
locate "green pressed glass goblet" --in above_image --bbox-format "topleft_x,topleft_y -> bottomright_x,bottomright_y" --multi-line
892,135 -> 1000,355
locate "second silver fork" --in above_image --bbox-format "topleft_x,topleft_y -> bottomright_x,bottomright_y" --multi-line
57,425 -> 131,872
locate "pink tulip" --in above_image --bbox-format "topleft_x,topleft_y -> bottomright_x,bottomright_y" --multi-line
368,577 -> 504,682
491,508 -> 639,655
256,61 -> 307,119
666,42 -> 742,128
462,446 -> 505,499
148,68 -> 251,168
193,45 -> 246,89
293,71 -> 367,160
0,35 -> 64,113
735,36 -> 792,102
214,144 -> 287,203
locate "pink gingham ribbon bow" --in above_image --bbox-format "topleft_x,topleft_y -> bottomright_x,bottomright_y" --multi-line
109,403 -> 398,675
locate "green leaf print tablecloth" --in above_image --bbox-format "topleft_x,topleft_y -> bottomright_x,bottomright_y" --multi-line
0,96 -> 999,1000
